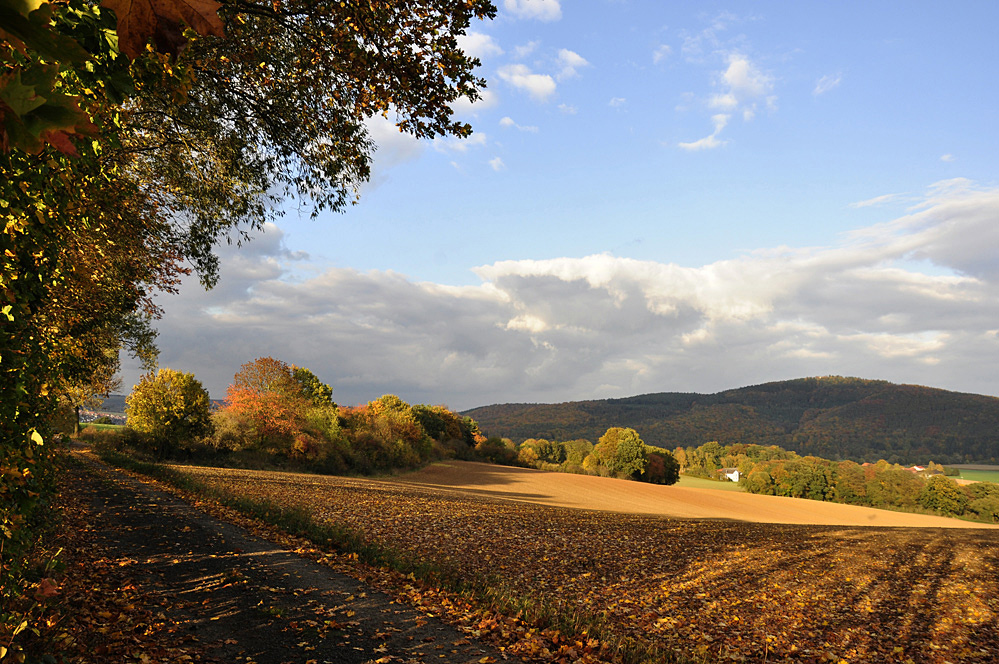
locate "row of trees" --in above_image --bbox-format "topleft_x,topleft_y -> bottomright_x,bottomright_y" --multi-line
675,441 -> 999,523
478,428 -> 680,486
121,357 -> 485,474
119,362 -> 682,485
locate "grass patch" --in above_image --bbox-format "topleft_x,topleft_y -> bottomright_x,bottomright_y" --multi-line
82,423 -> 124,431
956,469 -> 999,484
93,449 -> 692,663
675,474 -> 745,491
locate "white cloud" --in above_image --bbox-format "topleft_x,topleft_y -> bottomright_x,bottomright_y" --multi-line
653,44 -> 672,64
941,154 -> 956,162
497,64 -> 557,102
609,97 -> 626,108
513,40 -> 540,59
489,156 -> 506,171
457,32 -> 503,59
362,116 -> 424,190
558,103 -> 577,114
850,193 -> 902,209
680,11 -> 739,62
499,116 -> 539,132
678,114 -> 729,151
711,54 -> 775,113
433,131 -> 488,153
556,48 -> 590,80
684,53 -> 774,149
504,0 -> 561,21
813,73 -> 842,96
128,181 -> 999,410
451,88 -> 499,117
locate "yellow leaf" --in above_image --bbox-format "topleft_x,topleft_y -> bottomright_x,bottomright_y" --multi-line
30,429 -> 44,445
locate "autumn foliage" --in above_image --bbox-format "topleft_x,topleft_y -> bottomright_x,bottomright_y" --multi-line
187,357 -> 483,474
678,439 -> 999,524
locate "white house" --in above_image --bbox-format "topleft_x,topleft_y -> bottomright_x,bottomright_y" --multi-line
718,467 -> 740,482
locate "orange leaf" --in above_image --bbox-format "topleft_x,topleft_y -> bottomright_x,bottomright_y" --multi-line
101,0 -> 224,59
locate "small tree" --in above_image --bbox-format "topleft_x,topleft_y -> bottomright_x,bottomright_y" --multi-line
643,449 -> 681,485
590,427 -> 649,479
126,369 -> 212,457
224,357 -> 310,450
919,475 -> 968,515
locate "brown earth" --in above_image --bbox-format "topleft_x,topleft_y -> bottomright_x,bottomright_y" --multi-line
391,461 -> 996,529
53,448 -> 509,664
170,461 -> 999,663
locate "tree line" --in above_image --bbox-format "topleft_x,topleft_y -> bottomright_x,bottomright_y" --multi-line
475,429 -> 681,485
81,357 -> 683,487
95,357 -> 485,474
676,441 -> 999,524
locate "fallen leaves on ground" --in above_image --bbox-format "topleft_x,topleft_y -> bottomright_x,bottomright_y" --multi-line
23,467 -> 215,664
163,465 -> 999,663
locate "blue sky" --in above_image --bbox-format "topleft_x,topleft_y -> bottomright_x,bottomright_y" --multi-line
122,1 -> 999,410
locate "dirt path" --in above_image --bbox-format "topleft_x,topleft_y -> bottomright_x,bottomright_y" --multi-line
71,450 -> 505,664
393,461 -> 998,528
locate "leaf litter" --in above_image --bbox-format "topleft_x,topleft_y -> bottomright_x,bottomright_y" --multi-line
65,459 -> 999,664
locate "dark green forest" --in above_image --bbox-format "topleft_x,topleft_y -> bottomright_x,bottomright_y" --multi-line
464,377 -> 999,464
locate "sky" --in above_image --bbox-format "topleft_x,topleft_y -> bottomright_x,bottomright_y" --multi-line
120,0 -> 999,411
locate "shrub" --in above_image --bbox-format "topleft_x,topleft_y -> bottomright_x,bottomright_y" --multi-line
475,437 -> 518,465
642,448 -> 680,485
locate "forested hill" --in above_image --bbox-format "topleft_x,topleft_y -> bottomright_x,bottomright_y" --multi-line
463,377 -> 999,464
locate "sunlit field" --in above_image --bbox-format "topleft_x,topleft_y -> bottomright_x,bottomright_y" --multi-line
168,461 -> 999,663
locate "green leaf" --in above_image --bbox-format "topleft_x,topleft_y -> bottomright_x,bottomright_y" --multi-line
0,1 -> 91,65
0,71 -> 47,117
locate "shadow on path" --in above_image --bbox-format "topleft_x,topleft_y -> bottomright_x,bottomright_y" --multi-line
73,449 -> 504,664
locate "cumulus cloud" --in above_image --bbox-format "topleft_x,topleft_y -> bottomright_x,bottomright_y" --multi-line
489,156 -> 506,171
129,181 -> 999,409
609,97 -> 626,108
504,0 -> 561,22
709,54 -> 775,116
451,88 -> 499,117
653,44 -> 672,64
680,52 -> 775,149
556,49 -> 589,80
941,154 -> 956,162
558,103 -> 576,114
513,40 -> 540,59
497,64 -> 557,101
457,32 -> 503,59
361,116 -> 424,189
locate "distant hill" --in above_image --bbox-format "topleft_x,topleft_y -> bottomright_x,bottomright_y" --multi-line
90,394 -> 224,416
463,377 -> 999,464
96,394 -> 128,414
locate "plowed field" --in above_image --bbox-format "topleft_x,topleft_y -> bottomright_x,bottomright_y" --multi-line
169,461 -> 999,662
394,461 -> 993,528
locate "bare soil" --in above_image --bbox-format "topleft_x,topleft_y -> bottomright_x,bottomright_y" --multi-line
392,461 -> 997,528
169,461 -> 999,662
